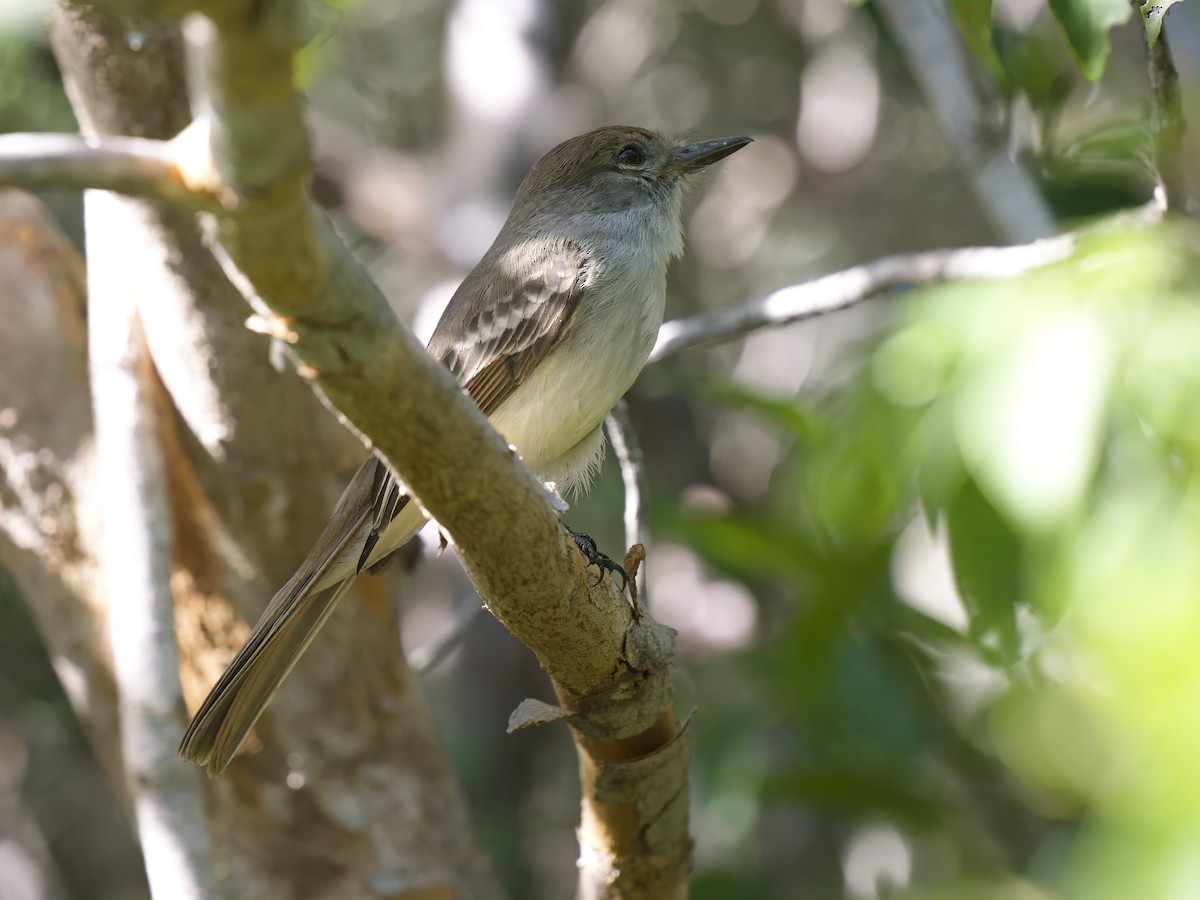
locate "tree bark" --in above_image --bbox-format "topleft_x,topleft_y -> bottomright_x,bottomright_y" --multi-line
0,7 -> 505,898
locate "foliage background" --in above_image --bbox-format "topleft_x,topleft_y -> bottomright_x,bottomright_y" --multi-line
2,0 -> 1199,897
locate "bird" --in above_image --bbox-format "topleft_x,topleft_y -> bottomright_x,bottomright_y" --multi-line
179,125 -> 752,776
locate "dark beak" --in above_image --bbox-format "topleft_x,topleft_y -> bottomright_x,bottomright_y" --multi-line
674,135 -> 753,172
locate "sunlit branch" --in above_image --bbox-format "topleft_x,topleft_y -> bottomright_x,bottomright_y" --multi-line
0,132 -> 223,211
87,190 -> 217,900
651,203 -> 1164,362
653,240 -> 1062,360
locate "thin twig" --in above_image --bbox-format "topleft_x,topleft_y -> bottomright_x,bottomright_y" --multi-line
411,593 -> 483,676
0,132 -> 222,211
604,400 -> 649,606
875,0 -> 1055,243
1134,1 -> 1189,212
652,238 -> 1069,361
650,202 -> 1163,363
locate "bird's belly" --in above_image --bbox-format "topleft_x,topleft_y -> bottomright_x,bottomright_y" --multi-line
487,291 -> 661,489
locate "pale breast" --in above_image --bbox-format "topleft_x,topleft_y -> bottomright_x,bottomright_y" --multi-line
486,266 -> 666,486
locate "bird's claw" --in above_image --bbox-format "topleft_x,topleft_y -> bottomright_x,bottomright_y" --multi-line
568,530 -> 627,592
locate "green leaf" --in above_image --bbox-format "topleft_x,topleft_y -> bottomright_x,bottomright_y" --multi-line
951,283 -> 1113,533
944,478 -> 1022,662
767,766 -> 937,825
663,509 -> 821,582
691,378 -> 826,441
1046,0 -> 1133,80
1141,0 -> 1185,48
948,0 -> 1010,88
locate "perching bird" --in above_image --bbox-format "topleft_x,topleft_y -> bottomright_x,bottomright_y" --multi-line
179,125 -> 751,776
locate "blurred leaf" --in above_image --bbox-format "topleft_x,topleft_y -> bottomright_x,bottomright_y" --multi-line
823,632 -> 925,754
801,387 -> 918,546
948,0 -> 1010,88
955,304 -> 1112,533
1140,0 -> 1184,47
774,567 -> 876,701
1042,117 -> 1157,217
882,592 -> 998,662
663,508 -> 822,582
768,766 -> 937,825
913,399 -> 966,519
295,14 -> 340,89
994,24 -> 1074,108
1055,119 -> 1152,171
944,478 -> 1021,661
1046,0 -> 1132,80
692,870 -> 779,900
692,378 -> 826,441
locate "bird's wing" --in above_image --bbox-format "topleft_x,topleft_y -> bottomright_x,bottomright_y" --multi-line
428,240 -> 590,417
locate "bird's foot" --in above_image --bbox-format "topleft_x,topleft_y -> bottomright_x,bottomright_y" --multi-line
568,529 -> 627,592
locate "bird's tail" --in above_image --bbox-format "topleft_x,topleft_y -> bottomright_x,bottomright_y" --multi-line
179,456 -> 424,777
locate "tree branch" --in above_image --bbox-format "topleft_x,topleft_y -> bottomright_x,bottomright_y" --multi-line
45,6 -> 505,898
1134,1 -> 1189,212
131,0 -> 689,894
0,190 -> 126,801
650,202 -> 1164,363
651,238 -> 1071,361
86,189 -> 218,900
0,132 -> 223,211
875,0 -> 1056,243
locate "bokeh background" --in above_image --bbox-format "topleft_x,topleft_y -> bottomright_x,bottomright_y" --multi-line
3,0 -> 1200,897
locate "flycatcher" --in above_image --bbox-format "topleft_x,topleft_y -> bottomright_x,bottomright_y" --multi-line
180,125 -> 751,776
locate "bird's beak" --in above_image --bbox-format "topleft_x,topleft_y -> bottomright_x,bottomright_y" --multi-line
674,135 -> 753,172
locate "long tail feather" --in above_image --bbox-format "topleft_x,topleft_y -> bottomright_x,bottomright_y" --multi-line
179,576 -> 358,776
179,454 -> 421,777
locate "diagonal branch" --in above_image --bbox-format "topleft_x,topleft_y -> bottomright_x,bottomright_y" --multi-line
62,0 -> 688,895
875,0 -> 1055,243
650,201 -> 1164,363
651,237 -> 1074,362
45,6 -> 504,898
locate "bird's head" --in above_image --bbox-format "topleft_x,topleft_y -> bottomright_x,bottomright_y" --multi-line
510,126 -> 752,227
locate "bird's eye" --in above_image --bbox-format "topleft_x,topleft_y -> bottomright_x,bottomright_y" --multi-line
616,145 -> 645,167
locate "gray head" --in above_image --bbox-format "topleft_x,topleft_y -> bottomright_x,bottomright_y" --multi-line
508,126 -> 752,224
